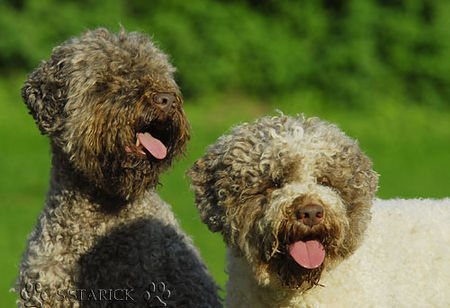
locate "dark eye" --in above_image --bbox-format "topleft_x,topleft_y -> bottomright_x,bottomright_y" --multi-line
265,179 -> 282,193
318,176 -> 331,187
273,178 -> 283,188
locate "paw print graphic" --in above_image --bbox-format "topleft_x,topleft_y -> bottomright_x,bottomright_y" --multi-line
143,282 -> 171,307
20,282 -> 49,307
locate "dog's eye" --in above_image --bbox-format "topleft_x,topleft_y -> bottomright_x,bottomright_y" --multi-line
318,176 -> 331,187
265,179 -> 282,193
273,179 -> 283,188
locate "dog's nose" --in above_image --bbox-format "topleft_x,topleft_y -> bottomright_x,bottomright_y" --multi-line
153,93 -> 178,112
297,204 -> 324,227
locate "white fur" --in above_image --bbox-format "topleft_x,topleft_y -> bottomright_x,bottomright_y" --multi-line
226,198 -> 450,307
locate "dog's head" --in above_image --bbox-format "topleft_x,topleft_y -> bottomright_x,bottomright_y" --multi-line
23,28 -> 189,200
188,114 -> 378,290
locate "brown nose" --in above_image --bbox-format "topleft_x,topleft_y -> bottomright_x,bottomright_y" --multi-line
153,93 -> 178,112
297,204 -> 324,227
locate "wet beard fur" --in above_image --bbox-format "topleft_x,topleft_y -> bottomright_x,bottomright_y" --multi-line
269,253 -> 325,290
262,221 -> 333,290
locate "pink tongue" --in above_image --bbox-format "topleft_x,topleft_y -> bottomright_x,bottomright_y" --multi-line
289,240 -> 325,269
137,133 -> 167,160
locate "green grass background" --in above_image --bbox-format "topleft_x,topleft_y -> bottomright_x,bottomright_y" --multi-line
0,1 -> 449,304
1,74 -> 449,305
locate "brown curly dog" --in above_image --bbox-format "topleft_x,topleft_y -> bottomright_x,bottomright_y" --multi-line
15,28 -> 220,307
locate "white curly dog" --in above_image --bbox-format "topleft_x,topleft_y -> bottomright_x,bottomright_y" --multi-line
188,114 -> 449,307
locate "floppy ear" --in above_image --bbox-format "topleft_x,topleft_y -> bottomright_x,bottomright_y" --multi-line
187,152 -> 225,233
22,59 -> 67,136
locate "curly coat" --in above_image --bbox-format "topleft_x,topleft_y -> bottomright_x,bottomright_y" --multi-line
189,114 -> 449,307
188,115 -> 450,307
188,115 -> 377,299
15,28 -> 220,307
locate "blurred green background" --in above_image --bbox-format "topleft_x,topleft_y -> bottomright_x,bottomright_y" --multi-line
1,0 -> 449,305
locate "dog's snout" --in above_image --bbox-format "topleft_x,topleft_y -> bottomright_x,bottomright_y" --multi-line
297,204 -> 324,227
153,93 -> 178,112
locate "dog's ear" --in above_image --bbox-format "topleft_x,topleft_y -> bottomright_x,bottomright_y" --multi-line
187,152 -> 225,233
22,59 -> 66,136
366,168 -> 379,200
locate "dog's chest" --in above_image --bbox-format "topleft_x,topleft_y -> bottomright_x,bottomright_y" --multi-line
23,190 -> 177,278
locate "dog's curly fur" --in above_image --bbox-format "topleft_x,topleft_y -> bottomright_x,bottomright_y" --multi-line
15,28 -> 220,307
188,114 -> 377,298
189,114 -> 378,279
188,114 -> 450,307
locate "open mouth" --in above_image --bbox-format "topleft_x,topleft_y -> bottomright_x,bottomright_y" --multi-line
268,236 -> 326,289
125,120 -> 175,160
